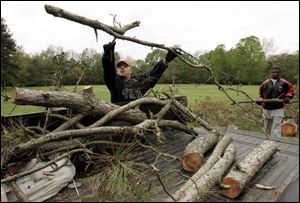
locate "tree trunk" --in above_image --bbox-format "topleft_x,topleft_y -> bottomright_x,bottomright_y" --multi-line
170,143 -> 236,202
221,140 -> 278,199
181,132 -> 219,172
12,87 -> 148,124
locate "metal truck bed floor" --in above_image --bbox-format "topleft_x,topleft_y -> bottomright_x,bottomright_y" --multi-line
47,127 -> 298,202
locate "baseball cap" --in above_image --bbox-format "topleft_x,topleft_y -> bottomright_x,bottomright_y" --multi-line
116,58 -> 133,67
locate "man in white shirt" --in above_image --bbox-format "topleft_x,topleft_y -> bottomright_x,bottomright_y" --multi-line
257,67 -> 295,138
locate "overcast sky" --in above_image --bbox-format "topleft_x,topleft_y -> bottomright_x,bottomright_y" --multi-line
1,1 -> 299,60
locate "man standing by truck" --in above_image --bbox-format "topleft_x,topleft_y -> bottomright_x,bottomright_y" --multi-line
256,66 -> 295,138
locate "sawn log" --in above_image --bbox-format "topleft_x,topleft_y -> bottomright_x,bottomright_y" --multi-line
181,132 -> 219,172
221,140 -> 278,199
169,135 -> 233,201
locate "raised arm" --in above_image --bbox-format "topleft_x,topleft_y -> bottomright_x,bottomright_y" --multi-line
102,41 -> 116,91
135,48 -> 180,93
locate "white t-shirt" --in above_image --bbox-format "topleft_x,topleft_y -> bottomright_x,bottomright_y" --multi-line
271,79 -> 277,85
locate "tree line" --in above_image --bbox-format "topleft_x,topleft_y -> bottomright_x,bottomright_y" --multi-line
1,17 -> 299,89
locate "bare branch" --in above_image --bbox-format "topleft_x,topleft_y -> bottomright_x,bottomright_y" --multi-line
153,170 -> 176,202
232,98 -> 284,105
88,97 -> 168,128
49,114 -> 86,129
53,113 -> 88,132
44,4 -> 140,35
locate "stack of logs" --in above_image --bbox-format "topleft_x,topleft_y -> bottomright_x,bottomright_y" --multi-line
171,137 -> 278,201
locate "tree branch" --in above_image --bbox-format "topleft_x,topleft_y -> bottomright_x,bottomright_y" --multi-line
232,98 -> 284,105
44,4 -> 140,35
88,97 -> 168,128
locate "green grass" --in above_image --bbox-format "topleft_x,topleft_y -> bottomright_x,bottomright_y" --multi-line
155,84 -> 259,106
1,84 -> 259,115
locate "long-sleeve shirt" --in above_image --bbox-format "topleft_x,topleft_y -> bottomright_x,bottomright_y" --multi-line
102,48 -> 168,104
259,78 -> 295,110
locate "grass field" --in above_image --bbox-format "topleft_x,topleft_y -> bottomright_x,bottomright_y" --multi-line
1,84 -> 259,115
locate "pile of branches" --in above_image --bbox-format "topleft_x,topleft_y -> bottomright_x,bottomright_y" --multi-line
1,85 -> 217,184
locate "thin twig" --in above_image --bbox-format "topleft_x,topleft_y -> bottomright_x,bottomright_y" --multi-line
153,169 -> 176,202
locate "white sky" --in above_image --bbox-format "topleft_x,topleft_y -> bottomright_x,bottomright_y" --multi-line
1,1 -> 299,60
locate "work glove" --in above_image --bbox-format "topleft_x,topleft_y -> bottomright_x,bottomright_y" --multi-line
283,97 -> 290,104
165,48 -> 181,63
103,41 -> 116,53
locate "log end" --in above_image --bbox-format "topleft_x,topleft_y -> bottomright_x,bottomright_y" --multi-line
181,153 -> 205,173
221,177 -> 241,199
12,87 -> 18,103
281,122 -> 298,137
44,4 -> 52,14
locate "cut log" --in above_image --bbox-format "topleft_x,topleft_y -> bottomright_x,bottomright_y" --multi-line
12,88 -> 188,126
281,121 -> 298,137
181,132 -> 219,172
12,87 -> 166,124
169,143 -> 236,202
221,140 -> 278,199
169,135 -> 233,201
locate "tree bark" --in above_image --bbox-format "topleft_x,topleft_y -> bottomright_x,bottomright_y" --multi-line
173,100 -> 215,132
169,143 -> 236,202
12,87 -> 150,124
44,4 -> 167,50
181,132 -> 219,172
12,87 -> 189,127
44,4 -> 140,35
233,98 -> 284,105
221,140 -> 278,199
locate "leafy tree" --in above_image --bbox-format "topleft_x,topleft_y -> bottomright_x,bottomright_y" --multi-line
200,44 -> 236,84
140,49 -> 167,83
79,48 -> 103,85
14,47 -> 34,86
231,36 -> 267,85
132,59 -> 147,75
145,49 -> 166,65
1,17 -> 18,88
267,51 -> 299,84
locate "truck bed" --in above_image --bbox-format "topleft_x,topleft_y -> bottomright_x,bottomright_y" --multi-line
1,111 -> 298,202
47,127 -> 298,202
